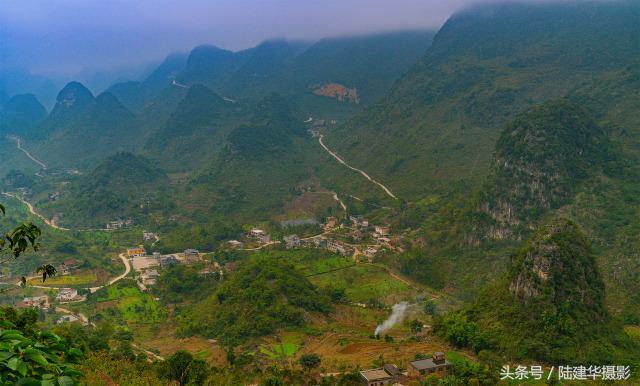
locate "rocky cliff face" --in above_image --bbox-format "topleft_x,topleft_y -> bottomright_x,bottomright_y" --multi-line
313,83 -> 360,104
479,99 -> 610,239
509,219 -> 605,317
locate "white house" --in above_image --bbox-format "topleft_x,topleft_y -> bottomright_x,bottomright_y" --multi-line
56,288 -> 78,302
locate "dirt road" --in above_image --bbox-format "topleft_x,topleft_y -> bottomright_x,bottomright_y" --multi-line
317,134 -> 398,200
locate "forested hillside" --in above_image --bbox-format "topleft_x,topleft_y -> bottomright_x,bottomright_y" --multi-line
2,3 -> 640,383
0,93 -> 46,135
41,152 -> 172,227
328,1 -> 639,198
24,83 -> 140,169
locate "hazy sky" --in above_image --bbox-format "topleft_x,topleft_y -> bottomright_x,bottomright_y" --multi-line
0,0 -> 491,81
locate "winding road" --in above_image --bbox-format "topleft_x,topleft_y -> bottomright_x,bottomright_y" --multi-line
9,136 -> 47,170
317,134 -> 398,200
2,192 -> 69,230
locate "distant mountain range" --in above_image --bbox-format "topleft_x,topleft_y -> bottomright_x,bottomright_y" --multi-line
1,1 -> 640,324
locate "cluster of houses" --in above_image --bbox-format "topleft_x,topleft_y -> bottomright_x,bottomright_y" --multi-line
224,228 -> 272,250
106,218 -> 134,230
17,295 -> 49,309
248,228 -> 271,244
17,287 -> 84,312
359,352 -> 452,385
56,287 -> 84,303
143,230 -> 159,244
127,247 -> 206,290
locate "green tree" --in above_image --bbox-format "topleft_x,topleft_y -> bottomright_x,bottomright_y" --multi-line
299,353 -> 321,372
160,350 -> 209,385
424,300 -> 437,316
410,319 -> 423,333
0,203 -> 56,285
0,202 -> 81,384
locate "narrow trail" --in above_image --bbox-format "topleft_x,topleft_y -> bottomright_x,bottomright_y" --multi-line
171,79 -> 189,89
2,192 -> 114,232
9,136 -> 47,170
2,192 -> 69,231
308,191 -> 347,211
317,134 -> 398,200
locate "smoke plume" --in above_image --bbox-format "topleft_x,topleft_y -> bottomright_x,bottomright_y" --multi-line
375,301 -> 409,336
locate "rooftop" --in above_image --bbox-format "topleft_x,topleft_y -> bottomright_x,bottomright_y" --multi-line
410,357 -> 451,371
360,368 -> 394,381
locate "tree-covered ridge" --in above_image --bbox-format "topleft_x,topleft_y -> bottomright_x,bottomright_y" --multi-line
436,219 -> 640,365
0,94 -> 46,136
177,257 -> 331,346
479,99 -> 612,238
143,84 -> 245,172
508,219 -> 605,316
327,1 -> 639,198
184,93 -> 313,219
226,92 -> 304,157
43,152 -> 171,227
27,82 -> 140,170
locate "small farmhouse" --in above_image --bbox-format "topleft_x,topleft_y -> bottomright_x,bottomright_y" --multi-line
283,234 -> 301,249
359,364 -> 400,386
127,247 -> 146,258
56,288 -> 79,302
408,352 -> 452,378
19,295 -> 49,309
140,269 -> 160,286
374,225 -> 390,236
249,229 -> 271,243
226,240 -> 244,249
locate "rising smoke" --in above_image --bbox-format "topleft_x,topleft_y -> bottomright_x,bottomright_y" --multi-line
374,301 -> 410,336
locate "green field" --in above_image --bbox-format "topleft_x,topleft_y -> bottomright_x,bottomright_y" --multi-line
28,273 -> 97,286
92,282 -> 166,324
259,333 -> 302,360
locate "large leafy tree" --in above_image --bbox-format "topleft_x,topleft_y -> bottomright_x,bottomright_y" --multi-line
0,202 -> 81,384
0,203 -> 56,285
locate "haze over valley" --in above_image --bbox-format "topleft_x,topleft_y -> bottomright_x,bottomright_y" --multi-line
0,1 -> 639,384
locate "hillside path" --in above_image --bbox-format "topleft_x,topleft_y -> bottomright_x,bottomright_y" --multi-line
316,134 -> 398,199
2,192 -> 69,230
9,136 -> 47,169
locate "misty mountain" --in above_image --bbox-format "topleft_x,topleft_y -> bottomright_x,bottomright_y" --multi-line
0,68 -> 58,109
189,93 -> 313,218
27,82 -> 138,169
107,52 -> 188,111
327,1 -> 640,198
143,84 -> 248,172
41,152 -> 171,227
0,93 -> 47,135
477,99 -> 612,240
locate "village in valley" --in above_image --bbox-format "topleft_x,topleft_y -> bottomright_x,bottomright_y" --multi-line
2,199 -> 463,385
0,112 -> 463,385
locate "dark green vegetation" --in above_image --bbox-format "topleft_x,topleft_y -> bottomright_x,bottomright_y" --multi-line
0,203 -> 82,384
328,1 -> 639,198
176,257 -> 331,346
1,1 -> 640,383
477,99 -> 613,239
0,308 -> 82,385
42,152 -> 172,228
436,219 -> 640,366
30,82 -> 140,169
143,84 -> 248,172
0,93 -> 46,135
190,93 -> 313,218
